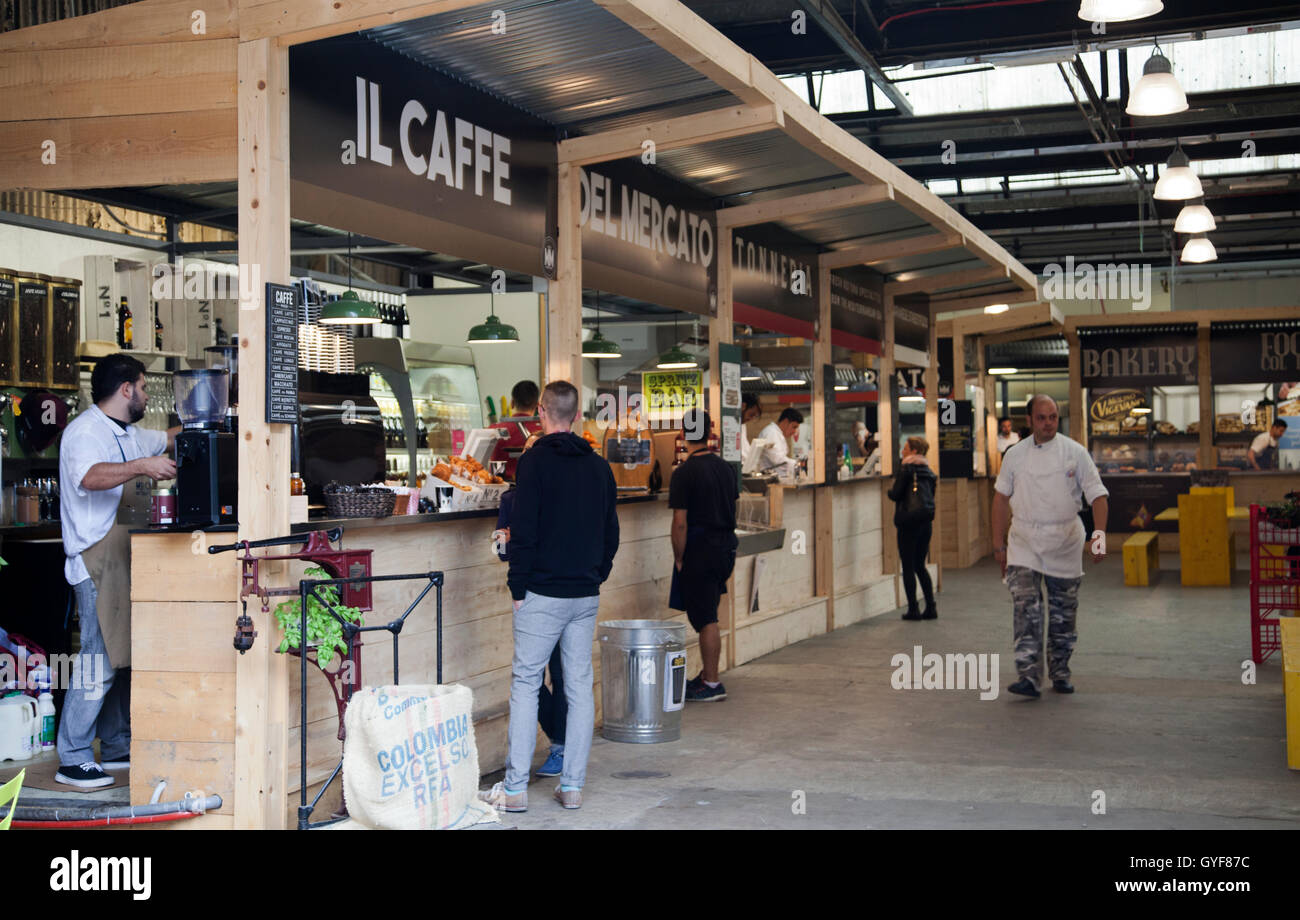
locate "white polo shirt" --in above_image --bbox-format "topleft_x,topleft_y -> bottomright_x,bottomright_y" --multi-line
994,434 -> 1108,578
1250,431 -> 1278,456
59,405 -> 168,585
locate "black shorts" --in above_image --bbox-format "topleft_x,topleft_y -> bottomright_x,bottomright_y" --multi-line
681,543 -> 736,633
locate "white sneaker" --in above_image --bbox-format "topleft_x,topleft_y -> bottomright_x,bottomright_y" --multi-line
477,781 -> 527,813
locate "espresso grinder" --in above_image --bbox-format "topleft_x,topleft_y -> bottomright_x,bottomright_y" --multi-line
174,349 -> 239,525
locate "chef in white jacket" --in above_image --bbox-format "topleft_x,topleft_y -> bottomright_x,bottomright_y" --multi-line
992,394 -> 1108,700
739,393 -> 761,461
753,408 -> 803,475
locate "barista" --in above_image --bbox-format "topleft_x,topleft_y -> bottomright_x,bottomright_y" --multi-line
55,354 -> 179,789
490,379 -> 544,481
754,408 -> 803,476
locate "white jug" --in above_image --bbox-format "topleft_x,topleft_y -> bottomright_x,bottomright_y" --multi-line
0,695 -> 39,761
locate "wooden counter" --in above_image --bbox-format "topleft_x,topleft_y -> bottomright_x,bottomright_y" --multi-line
128,479 -> 918,828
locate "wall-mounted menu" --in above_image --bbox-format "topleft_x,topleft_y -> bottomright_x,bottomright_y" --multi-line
265,283 -> 299,424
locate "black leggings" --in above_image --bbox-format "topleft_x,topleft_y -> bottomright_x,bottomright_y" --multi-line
897,520 -> 935,608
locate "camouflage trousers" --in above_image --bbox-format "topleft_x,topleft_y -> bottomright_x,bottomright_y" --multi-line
1006,565 -> 1081,689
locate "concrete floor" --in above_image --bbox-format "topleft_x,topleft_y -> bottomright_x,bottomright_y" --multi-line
487,558 -> 1300,829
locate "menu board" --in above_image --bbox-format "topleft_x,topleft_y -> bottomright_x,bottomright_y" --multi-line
718,343 -> 743,485
265,282 -> 299,424
606,438 -> 651,465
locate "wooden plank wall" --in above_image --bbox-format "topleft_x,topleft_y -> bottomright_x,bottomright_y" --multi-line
937,479 -> 993,568
130,532 -> 240,829
830,479 -> 900,627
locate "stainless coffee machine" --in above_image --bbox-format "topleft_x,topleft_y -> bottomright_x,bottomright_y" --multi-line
174,361 -> 237,526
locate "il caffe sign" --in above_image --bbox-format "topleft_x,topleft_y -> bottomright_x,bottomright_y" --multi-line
1080,332 -> 1197,387
1211,323 -> 1300,384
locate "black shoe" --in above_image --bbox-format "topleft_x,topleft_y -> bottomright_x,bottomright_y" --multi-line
901,605 -> 922,621
685,681 -> 727,702
1007,678 -> 1041,698
55,762 -> 115,788
920,604 -> 937,620
1052,679 -> 1074,694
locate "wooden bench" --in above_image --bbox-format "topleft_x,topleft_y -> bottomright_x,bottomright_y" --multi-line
1282,617 -> 1299,771
1122,531 -> 1160,586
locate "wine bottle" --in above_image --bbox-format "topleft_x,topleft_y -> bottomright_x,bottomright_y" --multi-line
119,295 -> 134,349
154,303 -> 164,350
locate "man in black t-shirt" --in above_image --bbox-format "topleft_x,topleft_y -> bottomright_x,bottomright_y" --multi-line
669,409 -> 740,702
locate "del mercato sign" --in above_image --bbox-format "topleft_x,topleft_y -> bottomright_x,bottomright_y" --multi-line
1080,333 -> 1198,387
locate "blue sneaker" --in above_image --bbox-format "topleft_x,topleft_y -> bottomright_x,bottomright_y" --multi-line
536,748 -> 564,777
686,681 -> 727,702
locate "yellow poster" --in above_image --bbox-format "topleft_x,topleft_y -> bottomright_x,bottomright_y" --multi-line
643,370 -> 704,420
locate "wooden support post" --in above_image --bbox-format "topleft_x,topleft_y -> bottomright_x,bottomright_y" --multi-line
1067,330 -> 1083,445
547,161 -> 583,386
925,311 -> 942,592
234,36 -> 291,830
711,225 -> 735,670
879,292 -> 895,477
1198,324 -> 1213,469
814,258 -> 833,630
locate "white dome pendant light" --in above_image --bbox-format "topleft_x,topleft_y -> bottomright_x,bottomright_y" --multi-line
1078,0 -> 1163,23
1180,234 -> 1217,263
1174,198 -> 1216,234
1126,44 -> 1188,117
1153,145 -> 1202,201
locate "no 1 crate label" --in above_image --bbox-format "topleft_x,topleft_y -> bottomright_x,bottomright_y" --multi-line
266,283 -> 299,424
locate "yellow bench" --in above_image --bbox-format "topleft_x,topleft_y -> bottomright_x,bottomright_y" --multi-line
1283,617 -> 1300,771
1123,531 -> 1160,586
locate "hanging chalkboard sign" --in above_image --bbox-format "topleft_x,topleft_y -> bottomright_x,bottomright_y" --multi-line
265,283 -> 299,424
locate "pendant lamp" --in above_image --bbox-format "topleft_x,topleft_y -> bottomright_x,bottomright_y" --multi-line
1180,234 -> 1217,263
1153,146 -> 1202,201
656,314 -> 697,369
772,367 -> 804,386
1174,198 -> 1216,233
739,363 -> 763,381
467,289 -> 519,343
319,232 -> 382,325
1125,46 -> 1188,117
1077,0 -> 1162,22
582,291 -> 622,359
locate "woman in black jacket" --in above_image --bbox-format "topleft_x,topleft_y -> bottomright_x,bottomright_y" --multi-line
888,436 -> 938,621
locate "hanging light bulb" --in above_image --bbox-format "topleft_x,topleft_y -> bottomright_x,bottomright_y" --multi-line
466,289 -> 519,343
319,232 -> 381,325
772,367 -> 805,387
1153,146 -> 1202,201
1126,46 -> 1188,117
656,314 -> 697,369
1078,0 -> 1162,22
1174,197 -> 1216,234
1180,234 -> 1217,263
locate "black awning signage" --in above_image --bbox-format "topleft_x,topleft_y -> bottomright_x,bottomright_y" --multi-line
829,265 -> 883,352
290,38 -> 556,277
1211,323 -> 1300,384
1080,332 -> 1197,387
893,294 -> 930,355
578,161 -> 716,315
731,223 -> 818,325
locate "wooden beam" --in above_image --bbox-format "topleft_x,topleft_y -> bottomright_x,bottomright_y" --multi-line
591,0 -> 1034,292
812,259 -> 831,484
240,0 -> 487,46
711,225 -> 735,672
234,36 -> 291,830
949,302 -> 1061,338
924,307 -> 942,593
0,42 -> 237,121
821,232 -> 963,271
717,182 -> 893,229
1,109 -> 237,190
547,161 -> 583,386
879,291 -> 894,478
1064,304 -> 1300,332
558,104 -> 784,167
1198,325 -> 1213,469
931,288 -> 1036,314
0,0 -> 237,51
885,265 -> 1006,297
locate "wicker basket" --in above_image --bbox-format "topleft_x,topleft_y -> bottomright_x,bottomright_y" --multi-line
324,489 -> 396,518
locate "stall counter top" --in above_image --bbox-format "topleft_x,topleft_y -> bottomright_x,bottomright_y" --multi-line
131,492 -> 664,535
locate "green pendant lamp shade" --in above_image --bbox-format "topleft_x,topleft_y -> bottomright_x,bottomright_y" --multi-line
583,291 -> 621,358
319,289 -> 382,325
657,344 -> 697,369
467,291 -> 519,343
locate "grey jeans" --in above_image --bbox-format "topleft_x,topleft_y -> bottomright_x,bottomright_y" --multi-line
505,591 -> 599,792
57,577 -> 131,766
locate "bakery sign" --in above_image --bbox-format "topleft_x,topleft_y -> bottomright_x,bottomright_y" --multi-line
1080,331 -> 1197,387
1090,388 -> 1146,422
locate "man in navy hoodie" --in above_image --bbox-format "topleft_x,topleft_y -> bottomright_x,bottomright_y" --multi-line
498,380 -> 619,812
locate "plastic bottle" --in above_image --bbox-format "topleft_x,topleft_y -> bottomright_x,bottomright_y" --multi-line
37,691 -> 55,749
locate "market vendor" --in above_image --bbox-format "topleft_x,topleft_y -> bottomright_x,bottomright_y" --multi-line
1248,420 -> 1288,470
56,353 -> 178,789
750,408 -> 803,476
490,379 -> 544,481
